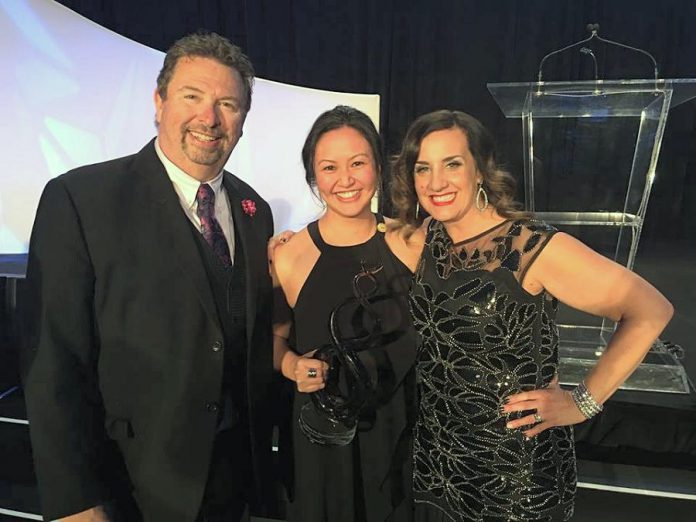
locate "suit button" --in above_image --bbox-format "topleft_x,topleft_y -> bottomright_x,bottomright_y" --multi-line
212,341 -> 222,352
206,402 -> 220,412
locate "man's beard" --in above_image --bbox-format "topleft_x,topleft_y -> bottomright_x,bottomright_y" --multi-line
181,127 -> 227,166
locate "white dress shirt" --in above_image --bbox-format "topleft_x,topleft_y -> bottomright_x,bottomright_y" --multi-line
155,139 -> 235,263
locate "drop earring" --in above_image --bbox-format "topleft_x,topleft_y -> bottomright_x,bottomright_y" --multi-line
475,181 -> 489,212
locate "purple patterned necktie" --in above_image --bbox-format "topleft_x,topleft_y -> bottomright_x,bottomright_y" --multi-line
196,184 -> 232,266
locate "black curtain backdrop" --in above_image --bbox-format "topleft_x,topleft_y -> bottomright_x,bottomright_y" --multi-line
56,0 -> 696,244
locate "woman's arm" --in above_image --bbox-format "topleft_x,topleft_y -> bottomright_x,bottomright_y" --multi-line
504,232 -> 673,437
273,334 -> 326,392
271,238 -> 327,392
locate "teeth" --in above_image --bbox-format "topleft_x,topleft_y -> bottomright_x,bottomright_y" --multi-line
336,190 -> 360,199
190,131 -> 217,142
432,193 -> 455,203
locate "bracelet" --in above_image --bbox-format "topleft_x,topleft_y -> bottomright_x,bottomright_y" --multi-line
571,380 -> 603,419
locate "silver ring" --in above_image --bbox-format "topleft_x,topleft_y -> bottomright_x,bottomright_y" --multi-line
534,412 -> 543,424
307,368 -> 318,379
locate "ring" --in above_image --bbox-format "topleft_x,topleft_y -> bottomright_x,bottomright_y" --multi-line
534,412 -> 543,424
307,368 -> 318,379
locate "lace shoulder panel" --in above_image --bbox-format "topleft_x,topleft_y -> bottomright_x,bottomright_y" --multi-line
510,219 -> 558,284
436,219 -> 557,282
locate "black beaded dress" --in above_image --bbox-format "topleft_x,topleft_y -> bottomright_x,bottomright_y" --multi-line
286,215 -> 417,522
410,219 -> 576,522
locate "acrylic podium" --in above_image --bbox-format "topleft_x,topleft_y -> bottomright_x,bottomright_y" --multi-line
488,78 -> 696,393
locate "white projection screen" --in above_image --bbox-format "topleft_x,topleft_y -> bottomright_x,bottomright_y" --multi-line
0,0 -> 380,255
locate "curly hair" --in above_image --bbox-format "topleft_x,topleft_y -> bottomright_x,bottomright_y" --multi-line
156,31 -> 255,113
390,110 -> 528,229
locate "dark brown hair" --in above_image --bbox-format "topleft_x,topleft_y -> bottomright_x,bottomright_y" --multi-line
302,105 -> 383,189
390,110 -> 528,228
156,32 -> 255,113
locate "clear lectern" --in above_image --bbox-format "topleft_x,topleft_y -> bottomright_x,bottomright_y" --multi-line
488,79 -> 696,393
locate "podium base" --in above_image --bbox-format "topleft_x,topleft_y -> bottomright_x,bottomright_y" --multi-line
557,325 -> 690,394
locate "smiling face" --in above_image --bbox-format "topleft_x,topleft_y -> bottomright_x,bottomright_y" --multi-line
313,126 -> 378,219
154,56 -> 246,181
414,127 -> 482,227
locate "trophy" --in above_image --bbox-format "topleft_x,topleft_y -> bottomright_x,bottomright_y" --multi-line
299,263 -> 383,445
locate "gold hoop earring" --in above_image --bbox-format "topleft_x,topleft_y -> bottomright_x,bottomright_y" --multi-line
476,182 -> 489,212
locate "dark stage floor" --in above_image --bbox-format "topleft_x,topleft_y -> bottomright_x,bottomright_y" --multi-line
1,479 -> 695,521
574,486 -> 695,521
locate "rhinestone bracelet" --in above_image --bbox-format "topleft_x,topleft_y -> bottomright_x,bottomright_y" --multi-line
571,380 -> 603,419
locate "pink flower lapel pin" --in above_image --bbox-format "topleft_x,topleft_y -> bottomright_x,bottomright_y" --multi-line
241,199 -> 257,217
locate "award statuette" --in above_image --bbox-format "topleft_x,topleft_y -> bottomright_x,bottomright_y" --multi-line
299,263 -> 383,446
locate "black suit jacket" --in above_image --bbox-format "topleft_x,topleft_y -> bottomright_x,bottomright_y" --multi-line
21,140 -> 274,521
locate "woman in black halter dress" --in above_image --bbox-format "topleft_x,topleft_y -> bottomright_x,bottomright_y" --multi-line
273,106 -> 418,521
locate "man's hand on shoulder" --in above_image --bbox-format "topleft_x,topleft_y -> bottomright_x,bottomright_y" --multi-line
267,229 -> 296,274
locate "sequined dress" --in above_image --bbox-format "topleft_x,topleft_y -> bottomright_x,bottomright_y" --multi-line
410,219 -> 576,521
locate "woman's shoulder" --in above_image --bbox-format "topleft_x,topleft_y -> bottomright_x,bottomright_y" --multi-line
384,217 -> 427,273
272,226 -> 321,295
274,227 -> 314,267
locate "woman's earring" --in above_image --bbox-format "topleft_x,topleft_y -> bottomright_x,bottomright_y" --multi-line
415,201 -> 420,220
476,182 -> 489,212
476,181 -> 488,212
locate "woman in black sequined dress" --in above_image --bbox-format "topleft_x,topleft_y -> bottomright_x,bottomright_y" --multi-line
388,111 -> 673,521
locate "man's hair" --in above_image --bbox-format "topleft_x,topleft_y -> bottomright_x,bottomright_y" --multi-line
156,32 -> 255,112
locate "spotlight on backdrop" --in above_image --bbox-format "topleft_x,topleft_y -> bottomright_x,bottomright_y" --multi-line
0,0 -> 380,256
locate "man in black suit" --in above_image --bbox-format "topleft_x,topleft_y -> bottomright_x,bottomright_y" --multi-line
21,32 -> 274,522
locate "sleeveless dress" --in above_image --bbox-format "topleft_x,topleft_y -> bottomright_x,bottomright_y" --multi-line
410,219 -> 576,522
286,215 -> 417,522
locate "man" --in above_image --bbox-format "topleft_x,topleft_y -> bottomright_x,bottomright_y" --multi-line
21,32 -> 274,522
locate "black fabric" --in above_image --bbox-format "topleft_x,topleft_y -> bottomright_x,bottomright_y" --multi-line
19,140 -> 276,521
196,425 -> 252,522
410,219 -> 574,521
56,0 -> 696,243
286,215 -> 417,522
190,216 -> 247,412
575,395 -> 696,469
